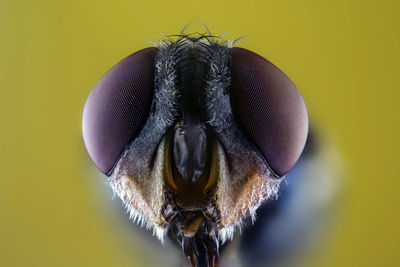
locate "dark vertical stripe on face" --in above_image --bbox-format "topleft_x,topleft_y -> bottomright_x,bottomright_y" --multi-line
176,44 -> 209,120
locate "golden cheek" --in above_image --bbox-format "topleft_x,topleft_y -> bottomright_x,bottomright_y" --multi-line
110,174 -> 165,227
217,174 -> 279,227
213,142 -> 282,230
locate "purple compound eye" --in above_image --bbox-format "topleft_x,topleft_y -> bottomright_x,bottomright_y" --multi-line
82,47 -> 157,174
230,47 -> 308,176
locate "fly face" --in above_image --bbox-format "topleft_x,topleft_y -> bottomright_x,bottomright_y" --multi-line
82,32 -> 308,267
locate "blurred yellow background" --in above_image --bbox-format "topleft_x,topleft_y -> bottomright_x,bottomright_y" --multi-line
0,0 -> 399,266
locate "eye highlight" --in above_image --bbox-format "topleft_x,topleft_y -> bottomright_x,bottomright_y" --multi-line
230,47 -> 308,176
82,47 -> 157,174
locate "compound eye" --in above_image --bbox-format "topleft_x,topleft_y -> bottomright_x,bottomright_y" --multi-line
230,47 -> 308,177
82,47 -> 157,174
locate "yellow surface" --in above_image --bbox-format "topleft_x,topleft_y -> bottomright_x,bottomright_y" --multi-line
0,0 -> 399,266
